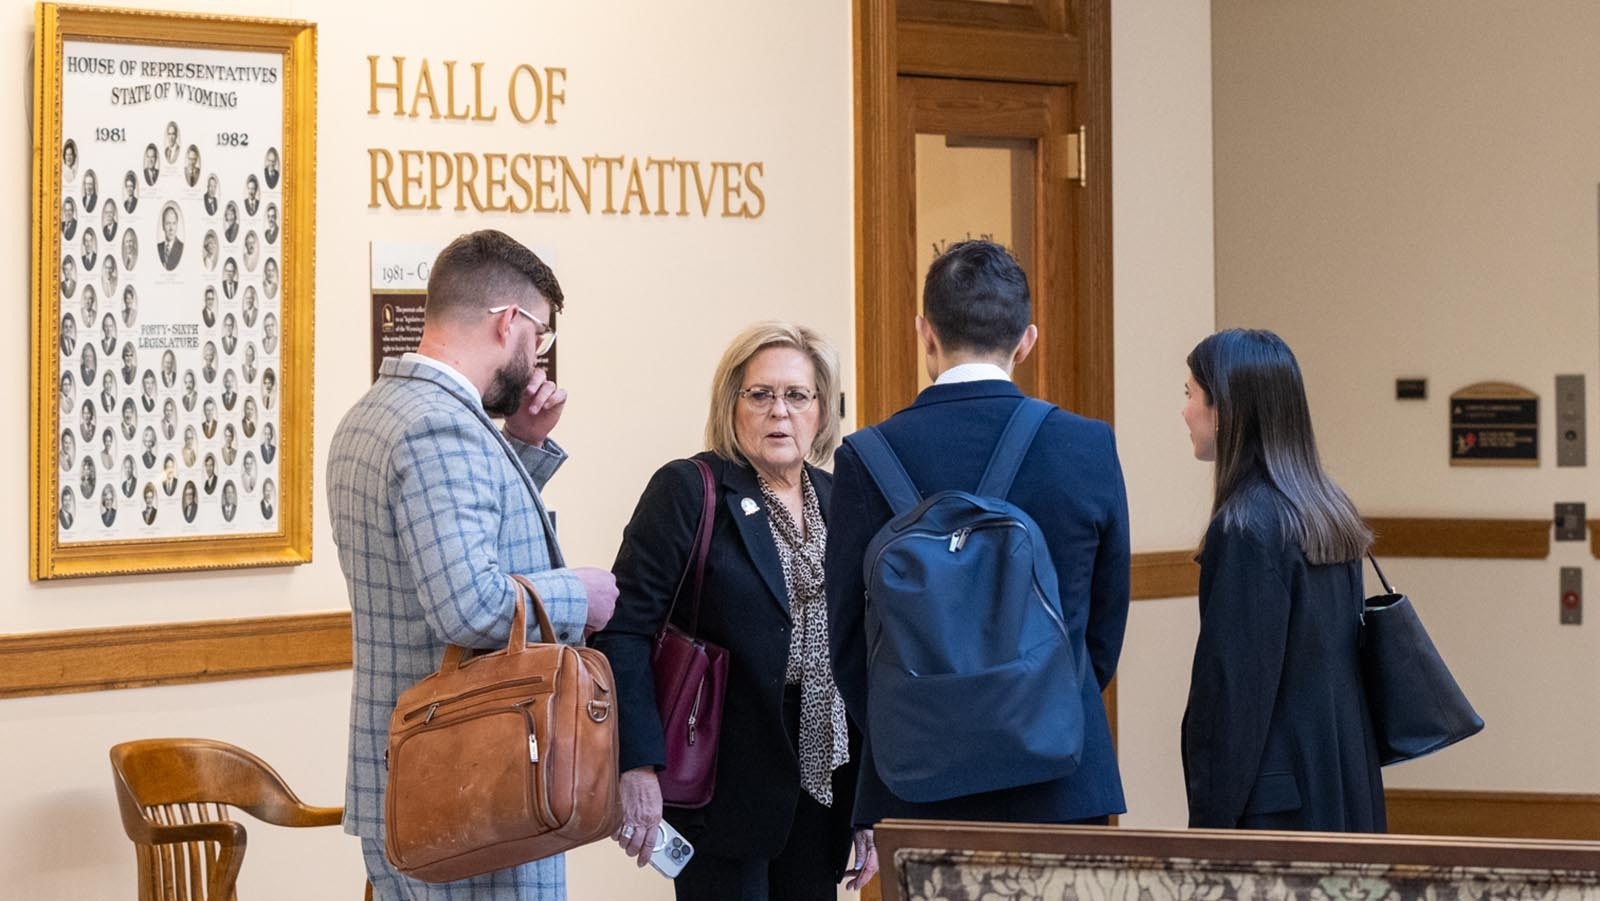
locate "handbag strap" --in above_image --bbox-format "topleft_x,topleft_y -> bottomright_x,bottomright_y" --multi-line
1365,552 -> 1396,595
662,459 -> 717,637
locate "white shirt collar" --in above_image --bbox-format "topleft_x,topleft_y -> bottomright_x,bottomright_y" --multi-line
934,362 -> 1012,385
402,352 -> 481,403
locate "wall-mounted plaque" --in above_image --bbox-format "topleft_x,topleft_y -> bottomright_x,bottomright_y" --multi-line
368,240 -> 558,384
1450,382 -> 1538,466
369,242 -> 437,382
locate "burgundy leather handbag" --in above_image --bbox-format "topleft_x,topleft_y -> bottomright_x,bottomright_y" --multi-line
649,459 -> 729,808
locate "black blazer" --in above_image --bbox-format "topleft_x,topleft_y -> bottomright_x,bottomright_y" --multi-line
1181,481 -> 1386,831
593,452 -> 856,865
826,379 -> 1131,826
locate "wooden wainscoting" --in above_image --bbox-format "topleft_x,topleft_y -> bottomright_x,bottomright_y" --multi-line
1387,789 -> 1600,840
0,612 -> 351,699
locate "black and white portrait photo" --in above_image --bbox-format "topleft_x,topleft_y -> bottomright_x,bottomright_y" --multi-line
60,255 -> 77,300
157,202 -> 184,271
122,169 -> 138,214
78,342 -> 96,386
119,341 -> 136,385
81,168 -> 98,213
121,285 -> 138,327
80,227 -> 97,274
162,120 -> 180,164
62,138 -> 78,183
61,196 -> 78,242
119,397 -> 136,441
121,229 -> 138,272
99,311 -> 116,357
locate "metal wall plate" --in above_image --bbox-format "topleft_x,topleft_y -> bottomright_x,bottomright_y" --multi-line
1555,502 -> 1587,541
1556,374 -> 1586,466
1560,567 -> 1582,625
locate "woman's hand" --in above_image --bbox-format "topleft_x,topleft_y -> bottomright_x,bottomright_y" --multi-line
843,827 -> 878,890
614,766 -> 664,867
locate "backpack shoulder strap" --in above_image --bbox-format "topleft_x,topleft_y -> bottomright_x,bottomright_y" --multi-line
975,398 -> 1054,499
843,426 -> 923,516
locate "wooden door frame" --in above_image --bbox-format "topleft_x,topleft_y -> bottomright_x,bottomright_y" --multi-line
853,0 -> 1112,427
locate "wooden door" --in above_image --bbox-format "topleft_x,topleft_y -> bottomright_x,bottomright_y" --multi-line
854,0 -> 1111,425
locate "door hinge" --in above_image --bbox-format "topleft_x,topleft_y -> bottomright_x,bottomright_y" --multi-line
1064,125 -> 1086,187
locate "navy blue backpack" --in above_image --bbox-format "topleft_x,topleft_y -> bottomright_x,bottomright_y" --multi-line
844,398 -> 1086,802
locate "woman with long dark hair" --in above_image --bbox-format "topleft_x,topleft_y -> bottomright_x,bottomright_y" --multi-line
1179,328 -> 1384,832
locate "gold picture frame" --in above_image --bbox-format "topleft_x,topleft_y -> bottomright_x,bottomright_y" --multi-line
31,4 -> 316,579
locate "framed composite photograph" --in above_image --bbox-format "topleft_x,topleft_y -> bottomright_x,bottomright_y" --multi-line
31,5 -> 315,579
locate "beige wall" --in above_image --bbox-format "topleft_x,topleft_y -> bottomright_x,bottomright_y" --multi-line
1108,0 -> 1216,830
0,2 -> 1227,897
1212,0 -> 1600,797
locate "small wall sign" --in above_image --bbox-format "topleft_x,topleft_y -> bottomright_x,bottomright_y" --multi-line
1450,382 -> 1538,466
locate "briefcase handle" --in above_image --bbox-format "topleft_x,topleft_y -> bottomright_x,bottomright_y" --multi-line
438,575 -> 558,672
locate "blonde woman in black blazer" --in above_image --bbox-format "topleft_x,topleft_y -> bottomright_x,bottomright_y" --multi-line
594,321 -> 874,901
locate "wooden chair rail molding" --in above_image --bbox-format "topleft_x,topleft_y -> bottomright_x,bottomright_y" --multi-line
1386,789 -> 1600,841
0,612 -> 351,699
1367,517 -> 1550,560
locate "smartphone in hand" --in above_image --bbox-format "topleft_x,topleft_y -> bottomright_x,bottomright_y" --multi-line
649,819 -> 695,879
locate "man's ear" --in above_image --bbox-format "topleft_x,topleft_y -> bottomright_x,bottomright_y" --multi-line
1011,324 -> 1039,367
915,315 -> 940,357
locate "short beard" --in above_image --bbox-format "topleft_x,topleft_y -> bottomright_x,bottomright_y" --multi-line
482,345 -> 533,418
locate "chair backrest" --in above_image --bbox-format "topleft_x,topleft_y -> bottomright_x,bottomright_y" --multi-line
109,738 -> 343,901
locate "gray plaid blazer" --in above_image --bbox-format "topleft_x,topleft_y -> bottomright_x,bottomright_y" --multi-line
328,357 -> 587,873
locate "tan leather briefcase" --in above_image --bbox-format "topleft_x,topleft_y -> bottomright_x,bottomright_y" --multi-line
385,575 -> 622,883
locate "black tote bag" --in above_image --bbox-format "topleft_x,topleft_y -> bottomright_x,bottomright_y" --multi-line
1360,554 -> 1485,766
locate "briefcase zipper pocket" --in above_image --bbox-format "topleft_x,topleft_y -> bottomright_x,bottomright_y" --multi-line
399,675 -> 547,723
387,704 -> 563,844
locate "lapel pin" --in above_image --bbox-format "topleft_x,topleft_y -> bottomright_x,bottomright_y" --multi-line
740,497 -> 760,516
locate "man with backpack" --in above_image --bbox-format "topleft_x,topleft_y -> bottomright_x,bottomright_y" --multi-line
825,240 -> 1131,827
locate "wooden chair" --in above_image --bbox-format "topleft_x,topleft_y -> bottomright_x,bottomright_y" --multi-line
110,737 -> 345,901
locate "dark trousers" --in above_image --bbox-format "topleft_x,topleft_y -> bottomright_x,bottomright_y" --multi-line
673,686 -> 846,901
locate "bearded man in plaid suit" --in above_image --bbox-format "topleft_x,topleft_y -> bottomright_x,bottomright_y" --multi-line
328,230 -> 618,900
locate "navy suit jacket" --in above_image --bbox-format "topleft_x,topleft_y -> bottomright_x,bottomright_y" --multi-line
592,453 -> 857,866
1181,481 -> 1385,831
826,379 -> 1131,825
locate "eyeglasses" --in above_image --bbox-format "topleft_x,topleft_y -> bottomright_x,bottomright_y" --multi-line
488,304 -> 557,355
739,386 -> 818,413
